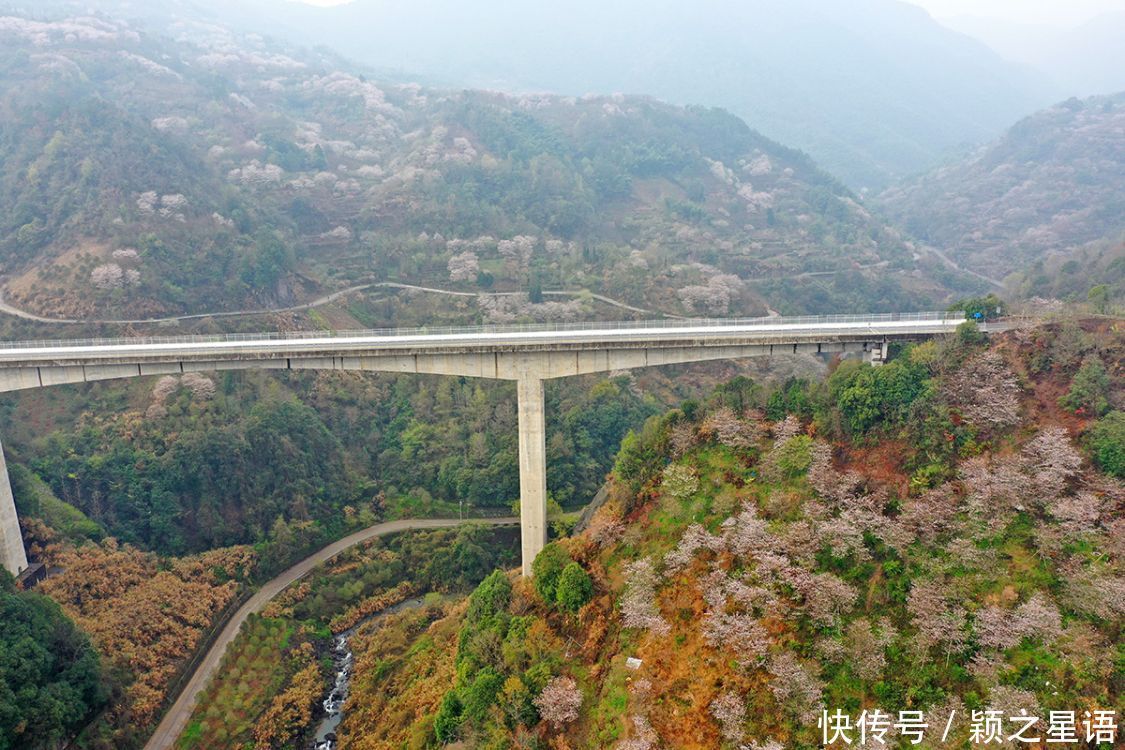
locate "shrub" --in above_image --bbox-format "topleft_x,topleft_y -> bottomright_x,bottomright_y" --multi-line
1059,355 -> 1110,416
531,543 -> 570,604
956,320 -> 988,347
775,434 -> 814,478
554,562 -> 594,613
462,668 -> 505,723
466,570 -> 511,622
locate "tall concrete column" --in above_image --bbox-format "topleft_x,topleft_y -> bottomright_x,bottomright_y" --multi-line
516,378 -> 547,577
0,435 -> 28,576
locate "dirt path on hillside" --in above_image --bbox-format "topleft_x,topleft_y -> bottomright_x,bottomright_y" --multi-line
142,516 -> 517,750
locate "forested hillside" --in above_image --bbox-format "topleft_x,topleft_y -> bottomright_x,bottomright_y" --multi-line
204,0 -> 1055,191
3,367 -> 658,555
0,8 -> 972,324
334,320 -> 1124,748
878,93 -> 1125,300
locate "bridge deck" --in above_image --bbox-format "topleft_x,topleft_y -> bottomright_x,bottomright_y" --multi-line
0,312 -> 966,364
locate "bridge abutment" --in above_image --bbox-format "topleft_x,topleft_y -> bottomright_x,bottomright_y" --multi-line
0,435 -> 28,576
516,378 -> 548,576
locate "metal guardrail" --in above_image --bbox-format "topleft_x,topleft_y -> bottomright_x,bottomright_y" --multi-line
0,311 -> 967,351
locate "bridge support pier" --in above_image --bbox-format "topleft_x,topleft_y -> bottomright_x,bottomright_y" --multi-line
516,378 -> 547,577
0,435 -> 28,577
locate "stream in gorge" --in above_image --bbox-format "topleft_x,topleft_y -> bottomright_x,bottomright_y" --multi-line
312,596 -> 427,750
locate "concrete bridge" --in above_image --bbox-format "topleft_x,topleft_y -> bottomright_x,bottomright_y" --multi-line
0,311 -> 970,577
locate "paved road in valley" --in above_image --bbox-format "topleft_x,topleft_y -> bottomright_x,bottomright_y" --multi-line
142,516 -> 518,750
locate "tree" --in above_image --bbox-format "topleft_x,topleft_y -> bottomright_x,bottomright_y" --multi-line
466,570 -> 512,622
773,434 -> 814,478
700,407 -> 762,449
661,464 -> 699,500
533,676 -> 582,726
951,294 -> 1004,321
555,562 -> 593,612
620,559 -> 668,635
710,692 -> 747,744
1059,355 -> 1110,416
956,320 -> 988,346
447,250 -> 480,282
434,691 -> 463,743
531,543 -> 570,604
944,351 -> 1021,429
528,274 -> 544,304
1087,411 -> 1125,478
462,668 -> 505,723
1087,284 -> 1109,313
0,586 -> 106,750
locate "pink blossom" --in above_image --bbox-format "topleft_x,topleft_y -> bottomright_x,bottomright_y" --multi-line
533,676 -> 583,726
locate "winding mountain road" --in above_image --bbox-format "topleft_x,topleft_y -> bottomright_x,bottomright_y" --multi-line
142,516 -> 517,750
0,281 -> 682,325
923,245 -> 1007,289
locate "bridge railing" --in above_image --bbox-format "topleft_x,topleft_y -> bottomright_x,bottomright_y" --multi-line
0,311 -> 967,350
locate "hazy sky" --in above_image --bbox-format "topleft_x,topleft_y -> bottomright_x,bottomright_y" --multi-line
288,0 -> 1125,27
907,0 -> 1125,25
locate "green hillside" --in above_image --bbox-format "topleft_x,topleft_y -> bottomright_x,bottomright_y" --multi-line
0,9 -> 971,324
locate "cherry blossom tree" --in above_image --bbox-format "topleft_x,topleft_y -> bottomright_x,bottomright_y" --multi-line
181,372 -> 216,400
1060,567 -> 1125,620
669,422 -> 697,458
1048,491 -> 1102,536
447,250 -> 479,282
841,618 -> 894,680
498,235 -> 536,278
661,464 -> 700,501
960,455 -> 1027,532
533,676 -> 583,727
710,691 -> 747,744
701,610 -> 770,665
897,485 -> 962,547
907,579 -> 967,656
620,559 -> 669,635
1011,593 -> 1062,644
700,407 -> 762,449
721,502 -> 771,559
745,741 -> 784,750
1021,427 -> 1083,498
663,523 -> 723,572
943,351 -> 1021,430
974,605 -> 1019,650
91,263 -> 125,289
766,653 -> 823,722
617,715 -> 659,750
676,274 -> 745,315
798,572 -> 857,627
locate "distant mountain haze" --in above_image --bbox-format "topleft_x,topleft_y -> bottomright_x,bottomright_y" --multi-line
877,92 -> 1125,285
941,11 -> 1125,96
253,0 -> 1058,190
